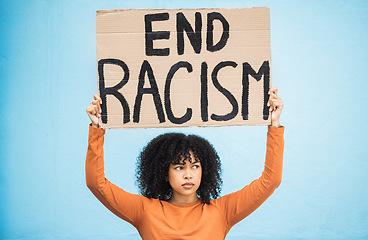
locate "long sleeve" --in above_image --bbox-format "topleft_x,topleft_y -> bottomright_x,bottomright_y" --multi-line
213,125 -> 284,230
85,125 -> 148,227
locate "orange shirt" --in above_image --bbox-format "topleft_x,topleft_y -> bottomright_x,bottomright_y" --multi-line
86,126 -> 284,239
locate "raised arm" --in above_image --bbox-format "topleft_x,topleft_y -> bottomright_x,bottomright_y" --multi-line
85,94 -> 147,227
214,87 -> 284,230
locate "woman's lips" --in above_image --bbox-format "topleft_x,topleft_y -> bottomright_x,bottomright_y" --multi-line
182,183 -> 194,189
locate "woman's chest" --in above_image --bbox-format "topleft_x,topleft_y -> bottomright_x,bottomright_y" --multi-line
138,203 -> 228,239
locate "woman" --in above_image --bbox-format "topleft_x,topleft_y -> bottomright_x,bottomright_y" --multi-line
85,87 -> 284,239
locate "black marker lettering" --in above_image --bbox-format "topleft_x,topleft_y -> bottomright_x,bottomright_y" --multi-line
200,61 -> 208,122
133,60 -> 165,123
242,61 -> 270,120
145,13 -> 170,56
176,12 -> 202,55
165,61 -> 193,124
98,58 -> 130,124
206,12 -> 229,52
211,61 -> 238,121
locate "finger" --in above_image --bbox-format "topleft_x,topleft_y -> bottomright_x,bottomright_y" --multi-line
268,87 -> 278,96
270,100 -> 284,110
268,89 -> 281,107
268,96 -> 277,108
269,92 -> 279,100
268,92 -> 276,107
271,97 -> 283,105
92,99 -> 102,114
269,105 -> 283,113
267,99 -> 274,107
88,105 -> 100,117
273,104 -> 283,112
86,106 -> 92,115
93,95 -> 102,114
86,106 -> 96,116
270,98 -> 281,103
273,100 -> 283,107
92,105 -> 101,117
94,94 -> 102,104
92,99 -> 101,109
270,97 -> 281,108
92,99 -> 100,105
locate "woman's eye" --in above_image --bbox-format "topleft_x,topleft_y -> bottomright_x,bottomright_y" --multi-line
175,166 -> 183,170
192,165 -> 200,169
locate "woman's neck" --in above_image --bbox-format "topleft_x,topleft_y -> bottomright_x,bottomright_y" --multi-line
168,194 -> 199,205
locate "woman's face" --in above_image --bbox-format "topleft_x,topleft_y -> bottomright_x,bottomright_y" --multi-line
168,151 -> 202,204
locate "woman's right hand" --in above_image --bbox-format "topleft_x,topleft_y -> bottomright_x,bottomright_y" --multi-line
86,94 -> 102,128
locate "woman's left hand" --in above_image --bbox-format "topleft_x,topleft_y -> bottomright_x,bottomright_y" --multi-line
267,87 -> 283,127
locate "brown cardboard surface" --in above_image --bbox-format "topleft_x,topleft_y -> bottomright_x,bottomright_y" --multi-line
97,8 -> 271,128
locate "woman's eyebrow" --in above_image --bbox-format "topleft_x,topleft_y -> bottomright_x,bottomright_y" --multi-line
172,162 -> 186,166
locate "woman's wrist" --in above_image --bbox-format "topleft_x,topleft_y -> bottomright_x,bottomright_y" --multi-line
91,122 -> 100,128
270,120 -> 280,127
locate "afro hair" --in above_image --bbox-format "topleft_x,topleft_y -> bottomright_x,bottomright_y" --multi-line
135,132 -> 222,204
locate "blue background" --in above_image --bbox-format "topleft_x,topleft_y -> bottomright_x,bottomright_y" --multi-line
1,0 -> 367,239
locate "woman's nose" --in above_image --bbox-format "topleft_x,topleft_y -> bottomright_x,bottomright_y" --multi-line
184,170 -> 192,179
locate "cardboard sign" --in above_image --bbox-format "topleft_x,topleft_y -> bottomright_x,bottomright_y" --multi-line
96,8 -> 271,128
